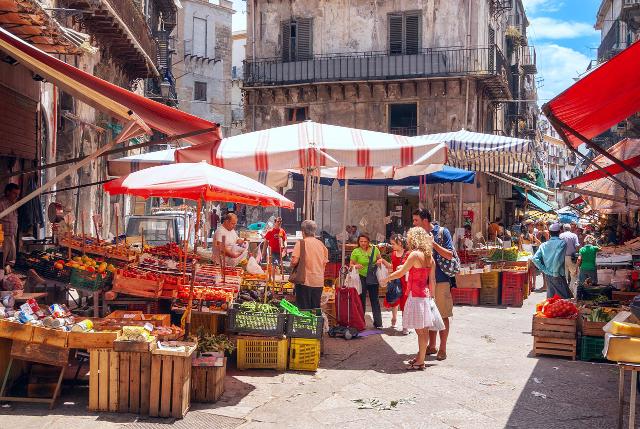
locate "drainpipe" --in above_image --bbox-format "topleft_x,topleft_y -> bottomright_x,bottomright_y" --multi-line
252,0 -> 257,131
464,0 -> 472,129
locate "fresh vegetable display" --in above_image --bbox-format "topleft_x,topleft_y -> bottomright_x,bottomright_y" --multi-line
192,327 -> 235,356
238,301 -> 279,313
489,247 -> 519,262
536,295 -> 578,318
586,307 -> 616,323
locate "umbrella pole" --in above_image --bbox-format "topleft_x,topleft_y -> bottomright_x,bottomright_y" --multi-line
184,197 -> 203,337
340,179 -> 349,287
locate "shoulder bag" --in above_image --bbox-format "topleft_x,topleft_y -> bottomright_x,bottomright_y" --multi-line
289,240 -> 306,284
365,247 -> 379,286
434,227 -> 461,277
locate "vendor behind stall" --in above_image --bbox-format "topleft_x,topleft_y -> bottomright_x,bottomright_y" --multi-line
213,213 -> 247,267
263,217 -> 287,264
0,183 -> 19,267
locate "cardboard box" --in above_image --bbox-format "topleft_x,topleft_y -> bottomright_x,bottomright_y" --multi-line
454,273 -> 482,289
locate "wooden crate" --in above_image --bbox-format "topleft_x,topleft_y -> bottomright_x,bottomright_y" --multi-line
88,349 -> 120,412
112,272 -> 163,299
322,300 -> 336,328
113,340 -> 156,353
191,359 -> 226,403
68,331 -> 118,349
612,291 -> 640,305
533,336 -> 577,359
149,345 -> 196,418
531,315 -> 577,339
117,351 -> 152,414
0,319 -> 34,342
31,326 -> 68,348
578,314 -> 607,338
455,273 -> 482,289
190,312 -> 225,335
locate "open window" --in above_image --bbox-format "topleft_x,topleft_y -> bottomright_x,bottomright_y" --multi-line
389,103 -> 418,136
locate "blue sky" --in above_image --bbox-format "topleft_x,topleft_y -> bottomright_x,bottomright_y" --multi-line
231,0 -> 601,103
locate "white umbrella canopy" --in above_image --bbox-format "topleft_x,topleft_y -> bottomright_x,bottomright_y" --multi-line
174,121 -> 447,171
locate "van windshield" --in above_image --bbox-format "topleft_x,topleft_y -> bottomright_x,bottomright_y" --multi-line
126,218 -> 176,245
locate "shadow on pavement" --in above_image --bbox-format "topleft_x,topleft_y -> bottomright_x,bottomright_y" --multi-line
504,355 -> 619,429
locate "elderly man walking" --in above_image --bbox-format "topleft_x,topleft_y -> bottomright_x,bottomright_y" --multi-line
533,223 -> 572,299
559,223 -> 580,297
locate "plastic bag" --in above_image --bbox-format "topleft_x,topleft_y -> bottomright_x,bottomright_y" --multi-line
246,256 -> 264,275
428,298 -> 446,331
345,267 -> 362,295
376,264 -> 389,287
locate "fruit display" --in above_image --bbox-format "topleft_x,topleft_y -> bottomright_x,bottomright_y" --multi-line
145,242 -> 188,259
535,295 -> 578,318
66,255 -> 116,274
59,235 -> 136,261
489,247 -> 519,262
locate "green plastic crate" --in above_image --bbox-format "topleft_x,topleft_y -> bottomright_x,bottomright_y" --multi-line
579,336 -> 607,362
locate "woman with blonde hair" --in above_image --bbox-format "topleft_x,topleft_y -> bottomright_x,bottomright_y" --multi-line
384,227 -> 444,370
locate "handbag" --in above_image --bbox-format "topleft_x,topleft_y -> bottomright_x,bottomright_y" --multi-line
365,247 -> 379,286
289,240 -> 306,284
434,227 -> 461,277
385,279 -> 403,305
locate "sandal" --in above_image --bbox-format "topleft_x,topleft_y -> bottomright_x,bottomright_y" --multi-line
407,357 -> 418,365
426,347 -> 438,355
406,363 -> 426,371
391,317 -> 397,328
436,352 -> 447,361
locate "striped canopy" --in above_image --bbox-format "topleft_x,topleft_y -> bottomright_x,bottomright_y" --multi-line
413,130 -> 534,174
174,121 -> 447,171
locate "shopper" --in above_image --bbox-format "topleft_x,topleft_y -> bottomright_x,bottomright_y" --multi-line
350,233 -> 382,329
532,223 -> 572,299
384,227 -> 444,370
0,183 -> 19,267
488,217 -> 501,241
578,234 -> 600,287
290,220 -> 328,310
263,217 -> 287,265
536,221 -> 550,244
520,219 -> 541,253
560,223 -> 580,297
377,234 -> 409,334
412,209 -> 454,361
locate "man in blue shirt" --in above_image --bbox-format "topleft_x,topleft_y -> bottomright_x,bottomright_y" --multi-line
532,223 -> 572,299
413,209 -> 454,361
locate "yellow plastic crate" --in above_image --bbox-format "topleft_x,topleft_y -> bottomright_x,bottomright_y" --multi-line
288,338 -> 321,372
236,337 -> 288,371
480,271 -> 500,289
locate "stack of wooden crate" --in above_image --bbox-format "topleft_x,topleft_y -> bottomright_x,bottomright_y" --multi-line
531,315 -> 577,360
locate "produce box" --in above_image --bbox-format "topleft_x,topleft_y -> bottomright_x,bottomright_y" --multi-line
531,315 -> 577,339
226,303 -> 286,336
112,271 -> 163,299
31,325 -> 69,348
480,271 -> 500,289
501,284 -> 524,307
285,310 -> 323,339
0,318 -> 34,342
612,291 -> 640,305
70,268 -> 113,291
579,336 -> 607,362
578,307 -> 617,337
68,331 -> 118,349
479,287 -> 500,306
289,338 -> 320,371
149,343 -> 196,418
454,273 -> 481,289
533,336 -> 577,360
191,359 -> 226,403
236,336 -> 288,371
451,288 -> 479,306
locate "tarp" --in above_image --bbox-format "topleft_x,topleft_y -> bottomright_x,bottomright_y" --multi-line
0,27 -> 221,146
561,138 -> 640,213
515,187 -> 554,213
413,130 -> 534,174
174,121 -> 447,171
104,162 -> 293,208
543,40 -> 640,148
292,165 -> 476,186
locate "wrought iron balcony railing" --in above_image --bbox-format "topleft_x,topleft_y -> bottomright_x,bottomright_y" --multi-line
244,45 -> 510,89
598,19 -> 628,61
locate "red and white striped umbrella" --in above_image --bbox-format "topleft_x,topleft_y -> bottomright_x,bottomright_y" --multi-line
174,121 -> 447,171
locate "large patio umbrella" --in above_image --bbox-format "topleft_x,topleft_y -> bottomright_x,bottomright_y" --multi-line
104,162 -> 294,333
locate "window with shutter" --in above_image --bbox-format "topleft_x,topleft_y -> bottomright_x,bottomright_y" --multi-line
388,14 -> 403,55
405,14 -> 420,54
281,21 -> 291,61
296,18 -> 313,60
388,12 -> 421,55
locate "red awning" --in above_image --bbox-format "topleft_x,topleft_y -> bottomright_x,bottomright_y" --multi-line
542,40 -> 640,148
0,27 -> 221,146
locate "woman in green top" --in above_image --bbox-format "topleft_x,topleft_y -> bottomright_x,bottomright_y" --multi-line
350,233 -> 382,328
578,234 -> 600,287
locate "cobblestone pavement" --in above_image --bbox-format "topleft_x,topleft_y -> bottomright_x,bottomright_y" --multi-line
0,283 -> 622,428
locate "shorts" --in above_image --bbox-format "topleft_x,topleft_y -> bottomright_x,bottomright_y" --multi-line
435,281 -> 454,318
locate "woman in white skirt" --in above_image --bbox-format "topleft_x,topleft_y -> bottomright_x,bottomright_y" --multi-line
384,227 -> 444,370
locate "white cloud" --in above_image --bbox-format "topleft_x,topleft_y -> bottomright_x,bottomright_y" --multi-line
536,44 -> 592,103
528,17 -> 598,39
522,0 -> 564,14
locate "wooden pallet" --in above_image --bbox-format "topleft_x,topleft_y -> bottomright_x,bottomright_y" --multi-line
533,336 -> 577,360
191,360 -> 226,403
531,315 -> 577,339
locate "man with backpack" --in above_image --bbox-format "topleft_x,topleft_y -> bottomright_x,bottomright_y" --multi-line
413,209 -> 459,361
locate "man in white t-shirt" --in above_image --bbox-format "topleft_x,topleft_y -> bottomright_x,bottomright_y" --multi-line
213,213 -> 247,266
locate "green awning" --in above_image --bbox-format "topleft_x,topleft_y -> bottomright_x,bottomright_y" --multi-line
515,187 -> 554,213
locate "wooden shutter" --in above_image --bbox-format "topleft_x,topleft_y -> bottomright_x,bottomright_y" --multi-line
296,18 -> 313,60
281,21 -> 291,61
405,14 -> 421,54
388,14 -> 403,55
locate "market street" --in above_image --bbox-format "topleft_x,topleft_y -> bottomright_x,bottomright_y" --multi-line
0,283 -> 620,429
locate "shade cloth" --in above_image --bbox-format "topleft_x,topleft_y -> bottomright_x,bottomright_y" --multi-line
515,187 -> 554,213
292,165 -> 475,186
413,130 -> 533,174
542,40 -> 640,148
561,138 -> 640,213
174,121 -> 447,171
0,27 -> 221,146
104,162 -> 294,208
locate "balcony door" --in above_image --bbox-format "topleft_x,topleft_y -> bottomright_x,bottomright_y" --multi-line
282,18 -> 312,62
